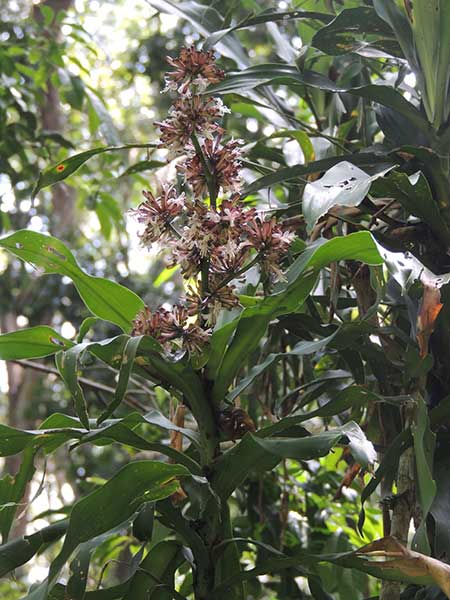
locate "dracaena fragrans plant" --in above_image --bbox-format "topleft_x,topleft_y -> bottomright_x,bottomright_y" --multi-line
6,0 -> 450,596
0,42 -> 380,600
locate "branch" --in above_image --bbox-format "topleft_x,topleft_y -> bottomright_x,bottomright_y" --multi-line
10,359 -> 148,413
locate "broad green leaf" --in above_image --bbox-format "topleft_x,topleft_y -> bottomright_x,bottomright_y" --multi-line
0,326 -> 73,360
303,161 -> 393,232
32,143 -> 158,197
0,412 -> 201,475
211,232 -> 383,402
0,230 -> 144,331
56,346 -> 90,430
77,421 -> 201,475
211,421 -> 374,499
312,7 -> 401,58
32,461 -> 188,600
0,520 -> 67,577
412,395 -> 436,554
260,386 -> 382,438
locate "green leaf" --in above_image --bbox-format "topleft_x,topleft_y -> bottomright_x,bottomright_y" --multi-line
312,7 -> 401,58
32,143 -> 158,197
0,230 -> 144,331
31,461 -> 188,600
56,346 -> 90,430
0,326 -> 73,360
0,448 -> 36,543
211,232 -> 383,402
0,520 -> 67,578
303,161 -> 393,232
97,335 -> 143,423
40,4 -> 54,26
211,422 -> 375,499
209,65 -> 432,137
204,9 -> 333,50
123,540 -> 184,600
260,385 -> 382,438
77,317 -> 99,342
0,412 -> 201,475
146,0 -> 248,68
242,152 -> 393,197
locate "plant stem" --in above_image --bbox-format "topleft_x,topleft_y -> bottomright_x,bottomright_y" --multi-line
191,134 -> 218,210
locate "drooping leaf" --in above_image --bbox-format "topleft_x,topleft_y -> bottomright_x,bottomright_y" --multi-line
0,326 -> 73,360
146,0 -> 248,68
32,143 -> 158,197
30,461 -> 188,600
209,65 -> 432,137
302,161 -> 392,232
0,520 -> 67,577
242,152 -> 393,197
0,230 -> 144,331
228,330 -> 339,401
211,421 -> 375,499
55,346 -> 90,430
204,9 -> 333,50
97,335 -> 143,423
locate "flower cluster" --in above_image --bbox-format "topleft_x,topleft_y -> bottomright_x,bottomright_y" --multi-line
130,47 -> 294,354
132,305 -> 210,355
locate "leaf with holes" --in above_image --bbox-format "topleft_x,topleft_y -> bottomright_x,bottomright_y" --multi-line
303,161 -> 393,232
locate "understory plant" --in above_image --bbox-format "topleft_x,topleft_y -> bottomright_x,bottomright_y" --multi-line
3,1 -> 450,599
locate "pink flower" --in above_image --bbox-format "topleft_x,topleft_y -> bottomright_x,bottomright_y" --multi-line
156,96 -> 228,155
129,186 -> 184,246
245,216 -> 295,282
178,137 -> 242,198
132,304 -> 209,355
164,46 -> 224,95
